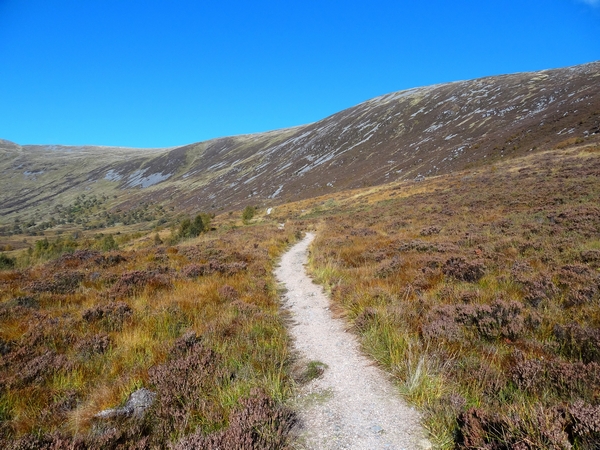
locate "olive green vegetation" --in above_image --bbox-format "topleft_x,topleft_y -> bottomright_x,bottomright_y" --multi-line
242,206 -> 256,224
176,214 -> 211,239
0,194 -> 169,237
0,253 -> 15,270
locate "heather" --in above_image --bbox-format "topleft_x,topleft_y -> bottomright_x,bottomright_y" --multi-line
307,147 -> 600,448
0,221 -> 300,448
2,143 -> 599,448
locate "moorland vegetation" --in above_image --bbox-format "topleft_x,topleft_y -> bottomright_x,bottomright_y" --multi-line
1,142 -> 599,449
0,213 -> 302,449
307,144 -> 600,449
0,195 -> 168,237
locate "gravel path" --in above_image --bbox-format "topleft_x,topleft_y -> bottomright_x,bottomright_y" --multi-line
275,233 -> 431,450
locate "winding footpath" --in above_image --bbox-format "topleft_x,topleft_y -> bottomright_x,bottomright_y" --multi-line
275,233 -> 431,450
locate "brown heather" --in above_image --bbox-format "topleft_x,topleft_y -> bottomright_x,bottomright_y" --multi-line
306,147 -> 600,448
0,220 -> 302,448
1,143 -> 599,448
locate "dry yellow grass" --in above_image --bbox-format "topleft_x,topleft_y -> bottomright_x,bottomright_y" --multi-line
2,143 -> 599,448
305,146 -> 600,448
0,219 -> 303,447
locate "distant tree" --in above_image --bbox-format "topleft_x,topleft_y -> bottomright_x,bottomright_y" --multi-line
179,217 -> 192,238
35,238 -> 50,253
32,236 -> 78,260
177,213 -> 208,240
242,206 -> 256,224
200,213 -> 213,230
189,214 -> 205,237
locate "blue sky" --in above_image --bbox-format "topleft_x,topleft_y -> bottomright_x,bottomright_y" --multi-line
0,0 -> 598,148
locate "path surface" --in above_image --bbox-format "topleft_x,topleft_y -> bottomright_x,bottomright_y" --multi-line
275,233 -> 431,450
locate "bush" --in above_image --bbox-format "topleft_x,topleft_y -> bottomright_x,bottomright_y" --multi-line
554,323 -> 600,364
148,343 -> 227,440
242,206 -> 256,224
0,253 -> 15,270
443,257 -> 486,282
109,270 -> 173,299
177,213 -> 210,240
182,261 -> 247,278
172,389 -> 296,450
422,300 -> 525,342
99,234 -> 118,251
32,236 -> 78,261
82,302 -> 133,331
75,333 -> 111,357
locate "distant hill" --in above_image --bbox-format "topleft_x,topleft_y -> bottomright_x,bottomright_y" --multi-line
1,61 -> 599,220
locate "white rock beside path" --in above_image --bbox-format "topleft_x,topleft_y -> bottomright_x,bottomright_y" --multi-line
275,233 -> 432,450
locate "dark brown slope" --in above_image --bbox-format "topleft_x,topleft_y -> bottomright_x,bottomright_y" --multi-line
1,61 -> 599,219
175,61 -> 600,210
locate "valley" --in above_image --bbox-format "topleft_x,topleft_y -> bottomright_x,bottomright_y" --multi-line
1,61 -> 599,230
1,61 -> 600,449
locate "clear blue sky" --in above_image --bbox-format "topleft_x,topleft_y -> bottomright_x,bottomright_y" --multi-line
1,0 -> 599,148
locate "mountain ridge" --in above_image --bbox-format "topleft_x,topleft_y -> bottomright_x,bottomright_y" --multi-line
1,61 -> 599,220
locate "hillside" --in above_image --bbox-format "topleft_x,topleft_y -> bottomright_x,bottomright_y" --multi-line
1,140 -> 599,449
2,58 -> 600,446
1,61 -> 599,228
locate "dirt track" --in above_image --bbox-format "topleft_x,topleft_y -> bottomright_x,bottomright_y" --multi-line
275,233 -> 431,450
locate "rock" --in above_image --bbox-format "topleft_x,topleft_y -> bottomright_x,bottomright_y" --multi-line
95,388 -> 155,419
127,388 -> 156,417
95,407 -> 124,420
371,424 -> 383,434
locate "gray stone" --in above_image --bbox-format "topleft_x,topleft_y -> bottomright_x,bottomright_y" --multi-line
371,424 -> 383,434
128,388 -> 156,417
95,388 -> 156,419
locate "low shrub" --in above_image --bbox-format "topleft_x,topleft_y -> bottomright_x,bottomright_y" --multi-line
354,307 -> 378,332
172,389 -> 296,450
375,256 -> 403,278
423,300 -> 525,342
82,302 -> 132,331
148,343 -> 227,439
217,285 -> 239,301
75,333 -> 111,357
242,206 -> 256,224
580,249 -> 600,267
350,228 -> 377,237
553,323 -> 600,364
0,253 -> 16,270
109,270 -> 172,299
443,257 -> 486,282
420,226 -> 441,236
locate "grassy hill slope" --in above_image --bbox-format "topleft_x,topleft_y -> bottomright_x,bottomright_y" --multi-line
2,61 -> 599,230
1,141 -> 599,448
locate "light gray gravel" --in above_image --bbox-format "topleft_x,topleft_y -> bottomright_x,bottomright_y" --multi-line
276,233 -> 432,450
